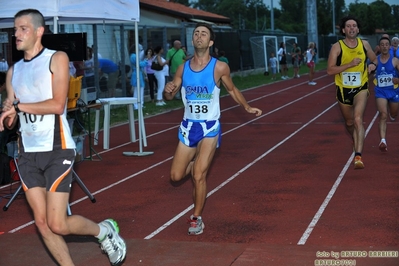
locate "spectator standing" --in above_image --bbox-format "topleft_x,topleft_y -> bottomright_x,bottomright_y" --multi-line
144,48 -> 157,103
129,45 -> 147,109
291,43 -> 301,78
277,42 -> 289,79
153,46 -> 169,106
306,42 -> 317,85
389,37 -> 399,58
83,47 -> 95,87
269,52 -> 278,80
166,40 -> 186,99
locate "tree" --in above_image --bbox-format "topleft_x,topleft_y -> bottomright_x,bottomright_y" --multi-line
392,5 -> 399,30
347,1 -> 396,34
191,0 -> 397,35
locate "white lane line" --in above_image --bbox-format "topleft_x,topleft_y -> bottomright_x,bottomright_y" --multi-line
92,74 -> 330,156
144,102 -> 338,239
7,80 -> 333,233
297,111 -> 379,245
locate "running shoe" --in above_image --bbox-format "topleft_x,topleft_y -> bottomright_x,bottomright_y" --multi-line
99,219 -> 127,266
379,140 -> 387,152
188,215 -> 205,235
308,81 -> 317,85
354,155 -> 364,169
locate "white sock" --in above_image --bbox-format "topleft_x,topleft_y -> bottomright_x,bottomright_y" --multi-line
381,138 -> 386,144
96,224 -> 108,241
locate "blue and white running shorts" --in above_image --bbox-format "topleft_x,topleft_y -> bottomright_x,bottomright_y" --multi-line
178,119 -> 221,148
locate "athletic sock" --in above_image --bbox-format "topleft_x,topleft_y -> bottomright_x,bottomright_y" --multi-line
355,152 -> 362,157
96,224 -> 109,241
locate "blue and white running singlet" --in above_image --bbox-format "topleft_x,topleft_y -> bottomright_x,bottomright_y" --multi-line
178,57 -> 221,147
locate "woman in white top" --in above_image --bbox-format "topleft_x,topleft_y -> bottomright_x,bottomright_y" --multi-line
153,46 -> 169,106
306,42 -> 316,85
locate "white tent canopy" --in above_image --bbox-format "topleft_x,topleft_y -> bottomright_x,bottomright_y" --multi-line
0,0 -> 150,155
0,0 -> 140,29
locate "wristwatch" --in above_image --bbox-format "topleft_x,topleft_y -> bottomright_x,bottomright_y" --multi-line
13,100 -> 21,113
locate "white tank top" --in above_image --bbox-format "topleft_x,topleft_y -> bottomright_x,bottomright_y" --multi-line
12,48 -> 76,152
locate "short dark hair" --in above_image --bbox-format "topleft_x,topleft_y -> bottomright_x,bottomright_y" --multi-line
193,23 -> 215,41
14,9 -> 45,30
340,15 -> 361,36
145,48 -> 154,55
154,46 -> 163,54
379,37 -> 391,45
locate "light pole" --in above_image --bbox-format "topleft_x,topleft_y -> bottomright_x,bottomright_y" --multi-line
332,0 -> 335,35
256,4 -> 258,31
271,0 -> 274,31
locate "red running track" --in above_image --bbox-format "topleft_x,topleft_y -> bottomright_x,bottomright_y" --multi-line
0,70 -> 398,266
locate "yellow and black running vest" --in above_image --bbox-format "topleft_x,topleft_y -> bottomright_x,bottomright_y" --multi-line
335,38 -> 368,89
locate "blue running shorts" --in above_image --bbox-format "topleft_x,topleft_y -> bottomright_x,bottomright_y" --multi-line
374,87 -> 399,103
178,119 -> 221,148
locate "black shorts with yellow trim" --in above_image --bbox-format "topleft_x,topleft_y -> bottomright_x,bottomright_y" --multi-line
336,82 -> 369,106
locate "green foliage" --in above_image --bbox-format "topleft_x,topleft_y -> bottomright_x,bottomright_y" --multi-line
190,0 -> 398,35
339,1 -> 399,34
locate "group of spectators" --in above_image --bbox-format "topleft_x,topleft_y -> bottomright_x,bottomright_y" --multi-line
129,40 -> 230,108
271,41 -> 318,85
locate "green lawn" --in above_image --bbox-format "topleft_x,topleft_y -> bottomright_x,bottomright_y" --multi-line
77,60 -> 327,134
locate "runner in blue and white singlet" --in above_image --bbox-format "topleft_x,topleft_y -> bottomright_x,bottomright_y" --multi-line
179,57 -> 221,147
163,23 -> 262,236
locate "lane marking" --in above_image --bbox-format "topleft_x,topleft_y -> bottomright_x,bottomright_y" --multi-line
297,111 -> 379,245
144,101 -> 337,239
7,79 -> 334,234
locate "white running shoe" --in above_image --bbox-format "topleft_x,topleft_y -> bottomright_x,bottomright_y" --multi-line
99,219 -> 127,266
188,215 -> 205,235
308,81 -> 317,85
